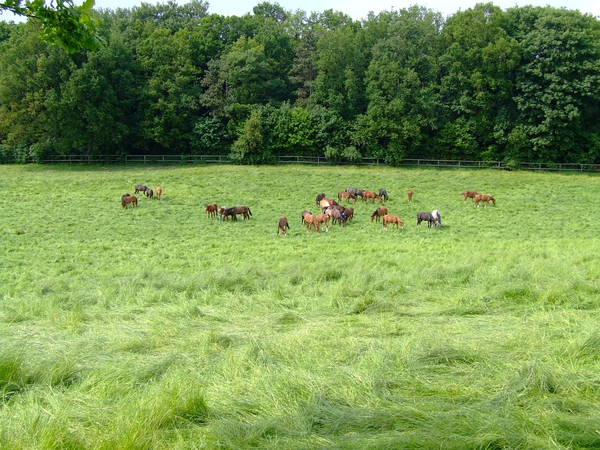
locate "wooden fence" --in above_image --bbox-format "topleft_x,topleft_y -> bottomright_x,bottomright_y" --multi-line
26,155 -> 600,172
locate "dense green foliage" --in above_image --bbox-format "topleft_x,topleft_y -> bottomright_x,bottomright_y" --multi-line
1,164 -> 600,448
1,1 -> 600,164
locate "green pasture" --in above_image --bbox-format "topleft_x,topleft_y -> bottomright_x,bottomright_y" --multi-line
1,164 -> 600,449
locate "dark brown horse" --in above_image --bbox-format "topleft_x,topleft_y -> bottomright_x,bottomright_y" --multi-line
417,212 -> 435,227
122,195 -> 138,209
277,216 -> 290,235
474,194 -> 495,207
135,184 -> 148,194
461,190 -> 478,202
362,191 -> 383,203
316,193 -> 326,206
222,205 -> 252,221
205,203 -> 218,218
407,189 -> 413,203
121,193 -> 131,202
370,207 -> 388,222
343,207 -> 354,222
383,215 -> 404,229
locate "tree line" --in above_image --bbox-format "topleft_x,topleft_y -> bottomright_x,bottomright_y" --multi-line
1,1 -> 600,164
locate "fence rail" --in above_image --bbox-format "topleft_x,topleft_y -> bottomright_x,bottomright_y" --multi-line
8,154 -> 600,172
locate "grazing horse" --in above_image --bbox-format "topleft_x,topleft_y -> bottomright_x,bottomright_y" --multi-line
338,191 -> 357,203
407,189 -> 413,203
156,186 -> 163,201
121,193 -> 131,202
379,188 -> 389,201
315,193 -> 326,206
474,194 -> 495,207
277,216 -> 290,235
461,190 -> 478,202
301,210 -> 313,224
325,207 -> 345,226
135,184 -> 148,194
343,207 -> 354,222
303,214 -> 319,232
122,195 -> 137,209
370,207 -> 388,223
205,203 -> 218,218
432,210 -> 442,227
417,212 -> 435,228
145,187 -> 154,199
222,205 -> 252,221
383,215 -> 404,229
319,198 -> 338,212
316,213 -> 329,232
362,191 -> 383,203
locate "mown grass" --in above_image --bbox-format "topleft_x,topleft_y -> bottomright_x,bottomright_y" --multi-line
1,164 -> 600,449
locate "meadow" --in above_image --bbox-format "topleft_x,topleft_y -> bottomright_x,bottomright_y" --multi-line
1,163 -> 600,449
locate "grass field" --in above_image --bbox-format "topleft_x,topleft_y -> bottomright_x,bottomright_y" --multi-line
1,163 -> 600,449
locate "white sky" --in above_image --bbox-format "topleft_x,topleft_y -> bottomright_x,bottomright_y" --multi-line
2,0 -> 600,23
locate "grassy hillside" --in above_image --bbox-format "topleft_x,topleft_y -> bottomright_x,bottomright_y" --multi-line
1,164 -> 599,449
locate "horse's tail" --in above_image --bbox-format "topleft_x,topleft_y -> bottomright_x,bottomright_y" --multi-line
248,208 -> 252,216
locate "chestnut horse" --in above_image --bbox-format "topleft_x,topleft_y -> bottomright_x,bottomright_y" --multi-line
122,195 -> 138,209
343,207 -> 354,222
205,203 -> 218,218
121,193 -> 131,202
417,212 -> 435,227
383,215 -> 404,229
370,207 -> 388,223
474,194 -> 496,207
362,191 -> 383,203
301,209 -> 312,224
277,216 -> 290,235
316,213 -> 329,232
338,191 -> 357,203
461,190 -> 478,202
407,189 -> 413,203
156,186 -> 163,201
303,214 -> 319,232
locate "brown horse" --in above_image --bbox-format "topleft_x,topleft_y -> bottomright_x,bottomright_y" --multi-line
370,206 -> 388,222
474,194 -> 496,207
303,214 -> 319,232
301,210 -> 313,224
222,205 -> 252,221
315,193 -> 326,206
383,215 -> 404,229
205,203 -> 218,218
156,186 -> 163,201
122,195 -> 138,209
362,191 -> 383,203
407,189 -> 413,203
338,191 -> 357,203
326,207 -> 345,226
316,213 -> 329,232
277,216 -> 290,235
343,207 -> 354,222
461,190 -> 478,202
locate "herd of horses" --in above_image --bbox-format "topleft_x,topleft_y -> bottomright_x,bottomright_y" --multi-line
122,182 -> 495,234
121,185 -> 163,209
202,186 -> 495,235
